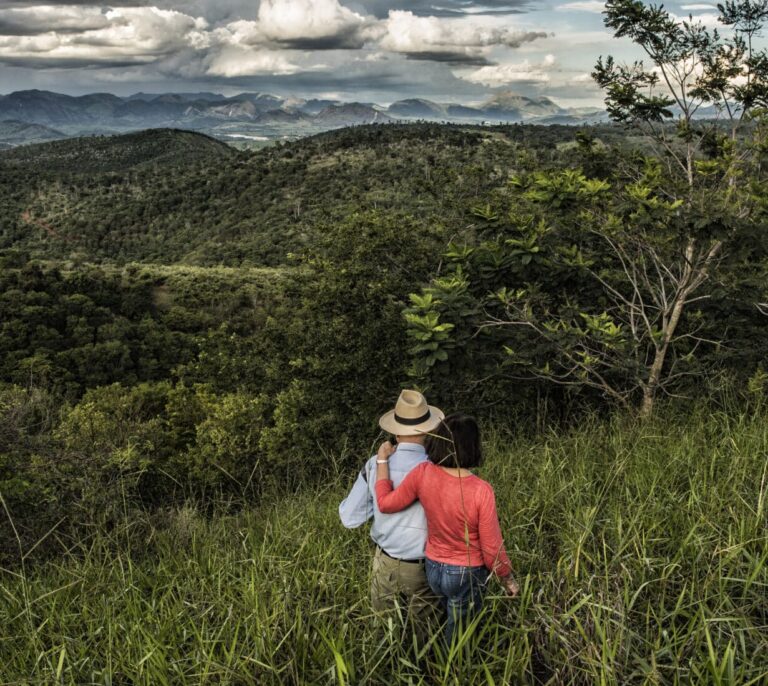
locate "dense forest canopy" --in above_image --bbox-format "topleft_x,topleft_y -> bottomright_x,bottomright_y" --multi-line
0,124 -> 626,266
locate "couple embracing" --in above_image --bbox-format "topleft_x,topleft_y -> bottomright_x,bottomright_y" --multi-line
339,389 -> 519,643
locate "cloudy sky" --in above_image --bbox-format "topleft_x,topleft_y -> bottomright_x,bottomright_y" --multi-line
0,1 -> 733,107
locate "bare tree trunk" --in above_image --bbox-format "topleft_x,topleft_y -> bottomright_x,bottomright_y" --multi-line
639,281 -> 690,418
640,383 -> 654,418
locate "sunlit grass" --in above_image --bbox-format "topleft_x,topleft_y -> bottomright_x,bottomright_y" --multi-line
1,407 -> 767,684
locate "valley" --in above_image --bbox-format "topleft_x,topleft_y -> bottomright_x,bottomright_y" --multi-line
0,88 -> 609,148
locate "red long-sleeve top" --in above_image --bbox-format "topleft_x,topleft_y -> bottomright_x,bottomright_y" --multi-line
375,461 -> 512,577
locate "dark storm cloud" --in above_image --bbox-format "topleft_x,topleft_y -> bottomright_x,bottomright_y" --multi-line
351,0 -> 532,18
271,32 -> 368,50
403,50 -> 494,65
0,55 -> 146,68
0,22 -> 98,36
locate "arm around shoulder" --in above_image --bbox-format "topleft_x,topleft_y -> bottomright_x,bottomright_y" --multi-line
375,460 -> 425,514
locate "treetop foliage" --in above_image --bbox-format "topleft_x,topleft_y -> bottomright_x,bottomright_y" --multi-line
0,128 -> 236,174
407,0 -> 768,416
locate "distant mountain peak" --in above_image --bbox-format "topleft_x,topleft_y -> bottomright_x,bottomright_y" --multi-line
482,90 -> 564,118
0,88 -> 608,148
316,103 -> 392,124
394,98 -> 440,107
387,99 -> 446,118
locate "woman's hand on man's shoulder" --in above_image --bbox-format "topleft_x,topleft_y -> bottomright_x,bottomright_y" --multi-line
377,440 -> 396,461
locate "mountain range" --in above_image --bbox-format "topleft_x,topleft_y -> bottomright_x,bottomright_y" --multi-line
0,89 -> 608,147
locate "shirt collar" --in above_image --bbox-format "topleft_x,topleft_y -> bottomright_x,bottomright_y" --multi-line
394,443 -> 426,455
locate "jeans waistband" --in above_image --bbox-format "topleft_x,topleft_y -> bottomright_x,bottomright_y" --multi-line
378,546 -> 425,565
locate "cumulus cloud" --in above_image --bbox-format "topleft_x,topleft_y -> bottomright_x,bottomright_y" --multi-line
672,10 -> 721,26
199,0 -> 377,76
210,19 -> 263,48
203,45 -> 301,77
257,0 -> 373,49
571,72 -> 595,83
0,1 -> 550,73
0,6 -> 110,35
195,0 -> 377,54
379,10 -> 547,64
0,0 -> 557,99
0,7 -> 209,67
557,1 -> 605,11
461,53 -> 557,85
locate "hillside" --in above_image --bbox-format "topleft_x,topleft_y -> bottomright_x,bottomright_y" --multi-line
0,123 -> 620,266
0,120 -> 66,146
2,410 -> 767,684
0,128 -> 235,173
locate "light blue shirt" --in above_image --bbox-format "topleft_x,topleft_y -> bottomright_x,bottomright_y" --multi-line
338,442 -> 428,560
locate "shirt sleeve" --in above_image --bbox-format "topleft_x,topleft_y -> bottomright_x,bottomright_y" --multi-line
477,484 -> 512,577
375,462 -> 424,514
338,458 -> 374,528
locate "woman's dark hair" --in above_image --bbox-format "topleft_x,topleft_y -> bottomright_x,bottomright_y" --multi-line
426,413 -> 483,469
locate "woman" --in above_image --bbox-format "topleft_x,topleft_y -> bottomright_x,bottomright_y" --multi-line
375,414 -> 518,643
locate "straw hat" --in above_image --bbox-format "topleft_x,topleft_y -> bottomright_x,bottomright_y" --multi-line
379,390 -> 444,436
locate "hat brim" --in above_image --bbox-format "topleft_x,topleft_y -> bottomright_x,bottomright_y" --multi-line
379,406 -> 445,436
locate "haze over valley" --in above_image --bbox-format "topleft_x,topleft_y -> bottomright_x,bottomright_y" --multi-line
0,87 -> 608,148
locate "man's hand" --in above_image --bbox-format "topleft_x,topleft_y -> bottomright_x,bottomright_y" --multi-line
502,575 -> 519,597
377,440 -> 395,462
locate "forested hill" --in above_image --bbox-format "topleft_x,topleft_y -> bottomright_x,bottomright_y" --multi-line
1,117 -> 766,571
0,123 -> 618,266
0,128 -> 235,173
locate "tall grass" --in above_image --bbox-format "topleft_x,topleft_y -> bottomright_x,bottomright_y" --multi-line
1,408 -> 767,684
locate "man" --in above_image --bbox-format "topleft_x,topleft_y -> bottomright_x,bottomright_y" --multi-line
339,389 -> 444,617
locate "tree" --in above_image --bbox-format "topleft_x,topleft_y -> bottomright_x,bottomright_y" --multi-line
588,0 -> 768,414
407,0 -> 768,416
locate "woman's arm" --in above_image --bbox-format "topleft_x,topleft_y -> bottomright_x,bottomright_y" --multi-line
374,443 -> 424,513
477,486 -> 519,595
477,484 -> 514,581
375,440 -> 395,484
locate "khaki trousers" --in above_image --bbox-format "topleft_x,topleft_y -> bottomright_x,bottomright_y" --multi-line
370,546 -> 439,621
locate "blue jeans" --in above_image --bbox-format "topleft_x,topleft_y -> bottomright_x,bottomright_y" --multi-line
425,558 -> 488,644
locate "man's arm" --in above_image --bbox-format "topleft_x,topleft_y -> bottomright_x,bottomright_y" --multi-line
338,458 -> 374,528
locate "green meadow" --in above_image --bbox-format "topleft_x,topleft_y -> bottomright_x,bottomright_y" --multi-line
2,408 -> 766,685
